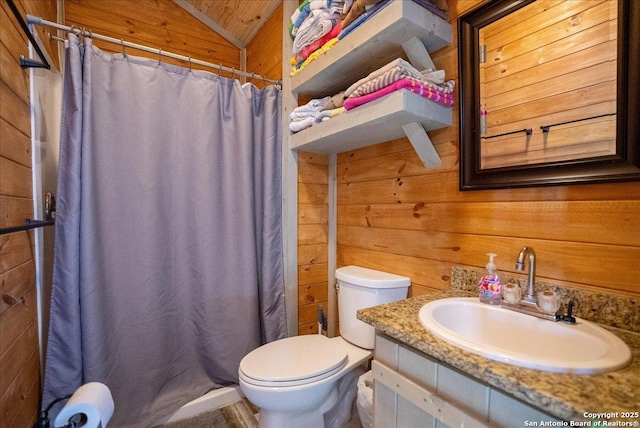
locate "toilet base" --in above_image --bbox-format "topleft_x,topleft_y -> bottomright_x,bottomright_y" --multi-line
256,366 -> 365,428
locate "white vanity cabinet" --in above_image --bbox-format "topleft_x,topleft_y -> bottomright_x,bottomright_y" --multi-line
288,0 -> 453,168
372,333 -> 562,428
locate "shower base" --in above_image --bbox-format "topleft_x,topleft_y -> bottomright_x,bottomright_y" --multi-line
157,385 -> 245,425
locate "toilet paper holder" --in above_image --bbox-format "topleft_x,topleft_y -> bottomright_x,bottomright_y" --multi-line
35,382 -> 114,428
35,389 -> 106,428
34,393 -> 75,428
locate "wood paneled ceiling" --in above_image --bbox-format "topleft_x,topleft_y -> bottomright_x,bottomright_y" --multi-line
174,0 -> 282,48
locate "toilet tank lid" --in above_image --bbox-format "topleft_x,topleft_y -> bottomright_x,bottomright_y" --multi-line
336,266 -> 410,288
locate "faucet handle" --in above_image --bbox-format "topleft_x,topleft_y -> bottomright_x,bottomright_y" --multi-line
562,301 -> 577,324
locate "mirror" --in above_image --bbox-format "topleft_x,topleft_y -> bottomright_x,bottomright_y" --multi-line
458,0 -> 639,190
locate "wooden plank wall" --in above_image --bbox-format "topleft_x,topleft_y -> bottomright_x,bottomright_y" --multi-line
297,152 -> 329,334
480,0 -> 617,168
1,1 -> 58,425
1,1 -> 241,425
336,0 -> 640,300
248,4 -> 331,336
64,0 -> 241,73
246,2 -> 282,87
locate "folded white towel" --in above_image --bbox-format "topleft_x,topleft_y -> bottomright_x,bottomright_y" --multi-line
344,58 -> 422,97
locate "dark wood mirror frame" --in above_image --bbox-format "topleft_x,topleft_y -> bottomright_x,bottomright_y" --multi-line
458,0 -> 640,190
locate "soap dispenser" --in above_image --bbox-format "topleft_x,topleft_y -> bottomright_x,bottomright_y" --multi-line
478,253 -> 503,305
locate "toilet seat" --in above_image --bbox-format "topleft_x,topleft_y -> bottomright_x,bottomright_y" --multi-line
239,335 -> 348,387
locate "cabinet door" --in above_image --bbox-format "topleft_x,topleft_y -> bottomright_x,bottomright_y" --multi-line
372,333 -> 562,428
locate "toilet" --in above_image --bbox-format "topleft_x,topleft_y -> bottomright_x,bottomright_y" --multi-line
239,265 -> 410,428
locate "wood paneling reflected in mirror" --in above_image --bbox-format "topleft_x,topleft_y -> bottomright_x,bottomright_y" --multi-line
458,0 -> 640,190
480,1 -> 617,169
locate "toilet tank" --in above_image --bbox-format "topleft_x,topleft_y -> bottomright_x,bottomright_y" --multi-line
336,266 -> 410,349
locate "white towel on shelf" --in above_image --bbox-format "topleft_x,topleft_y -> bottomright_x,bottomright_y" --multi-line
290,96 -> 332,120
289,116 -> 316,132
289,96 -> 333,133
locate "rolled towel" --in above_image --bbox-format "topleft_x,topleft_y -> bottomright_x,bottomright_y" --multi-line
290,96 -> 332,120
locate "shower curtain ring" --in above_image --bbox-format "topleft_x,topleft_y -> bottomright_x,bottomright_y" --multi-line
232,68 -> 236,79
158,48 -> 162,65
121,39 -> 126,57
188,56 -> 192,72
89,29 -> 93,38
217,64 -> 222,77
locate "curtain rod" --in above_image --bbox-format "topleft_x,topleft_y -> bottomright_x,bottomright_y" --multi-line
26,15 -> 282,87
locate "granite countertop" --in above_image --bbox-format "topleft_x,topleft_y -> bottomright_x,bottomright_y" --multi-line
357,289 -> 640,422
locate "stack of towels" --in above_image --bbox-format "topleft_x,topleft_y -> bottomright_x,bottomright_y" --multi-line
342,58 -> 455,110
290,0 -> 346,67
289,58 -> 455,133
289,0 -> 450,73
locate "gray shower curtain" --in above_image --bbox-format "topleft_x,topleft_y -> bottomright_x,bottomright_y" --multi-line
43,34 -> 286,427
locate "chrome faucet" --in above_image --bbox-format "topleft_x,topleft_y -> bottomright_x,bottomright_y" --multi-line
516,246 -> 536,303
502,246 -> 576,323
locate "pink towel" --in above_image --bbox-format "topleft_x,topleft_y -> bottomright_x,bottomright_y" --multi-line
292,22 -> 343,66
343,78 -> 454,111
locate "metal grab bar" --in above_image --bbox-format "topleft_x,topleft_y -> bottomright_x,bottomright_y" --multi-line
6,0 -> 51,69
481,128 -> 533,139
540,113 -> 616,133
0,219 -> 55,235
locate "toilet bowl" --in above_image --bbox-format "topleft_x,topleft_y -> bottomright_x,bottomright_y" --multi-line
239,266 -> 410,428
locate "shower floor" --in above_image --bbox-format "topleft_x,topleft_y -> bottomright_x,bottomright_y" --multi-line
161,398 -> 259,428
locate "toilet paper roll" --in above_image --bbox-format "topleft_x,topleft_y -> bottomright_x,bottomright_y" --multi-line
55,382 -> 114,428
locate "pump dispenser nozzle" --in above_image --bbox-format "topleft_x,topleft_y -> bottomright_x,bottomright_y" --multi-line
486,253 -> 497,271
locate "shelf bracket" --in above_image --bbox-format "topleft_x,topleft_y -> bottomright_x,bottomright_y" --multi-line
402,122 -> 441,169
402,37 -> 435,71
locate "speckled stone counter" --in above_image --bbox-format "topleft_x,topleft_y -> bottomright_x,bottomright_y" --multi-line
357,289 -> 640,422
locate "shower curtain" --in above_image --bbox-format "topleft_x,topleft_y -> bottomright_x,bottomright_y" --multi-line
43,34 -> 286,427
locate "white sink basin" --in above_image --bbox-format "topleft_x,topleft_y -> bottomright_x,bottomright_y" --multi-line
418,297 -> 632,374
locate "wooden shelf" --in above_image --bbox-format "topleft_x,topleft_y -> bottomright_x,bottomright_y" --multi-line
289,89 -> 452,155
290,0 -> 452,97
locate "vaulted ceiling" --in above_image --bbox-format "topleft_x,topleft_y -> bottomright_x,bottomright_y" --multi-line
174,0 -> 282,48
